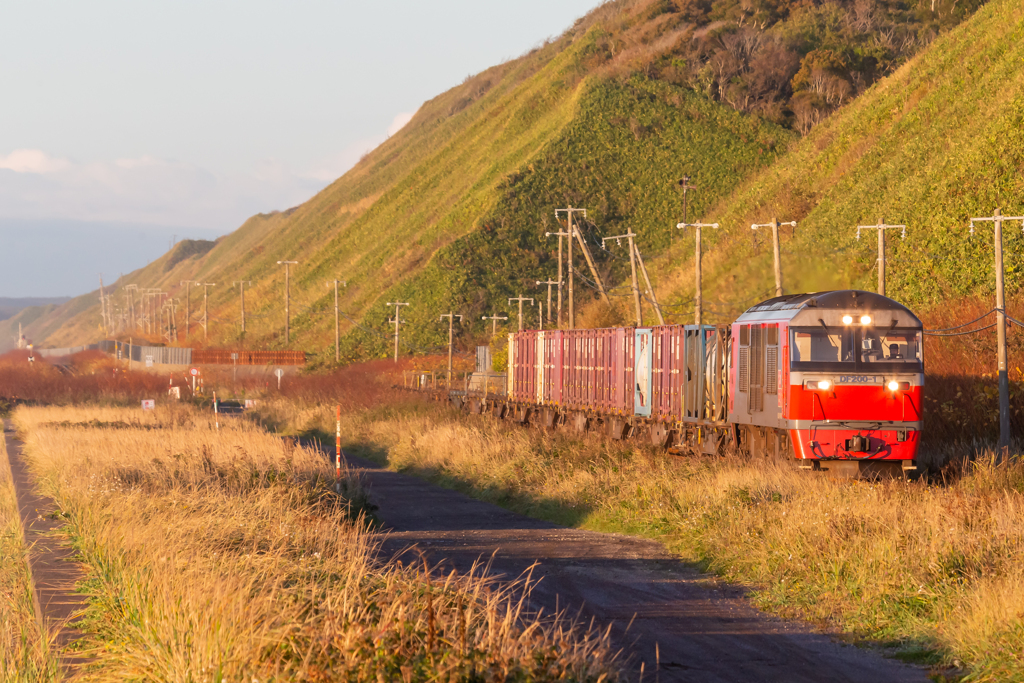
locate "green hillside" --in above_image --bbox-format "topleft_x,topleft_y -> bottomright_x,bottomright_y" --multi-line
635,0 -> 1024,327
26,0 -> 995,363
33,6 -> 792,360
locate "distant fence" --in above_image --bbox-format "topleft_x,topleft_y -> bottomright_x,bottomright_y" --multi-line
33,341 -> 304,366
191,349 -> 305,365
127,345 -> 192,365
36,344 -> 100,358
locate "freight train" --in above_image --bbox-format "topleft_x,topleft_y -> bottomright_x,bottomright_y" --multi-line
496,290 -> 923,477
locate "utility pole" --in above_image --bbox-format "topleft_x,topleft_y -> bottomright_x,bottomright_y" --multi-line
855,219 -> 906,297
603,231 -> 644,325
508,295 -> 535,331
536,279 -> 558,323
125,285 -> 138,331
180,280 -> 193,339
545,228 -> 571,327
276,261 -> 298,344
386,301 -> 410,363
99,275 -> 108,335
439,312 -> 463,386
969,208 -> 1024,452
751,217 -> 797,297
537,300 -> 544,330
141,288 -> 162,336
634,248 -> 665,325
196,282 -> 215,342
677,221 -> 720,325
232,281 -> 252,342
329,280 -> 346,363
168,298 -> 179,342
555,206 -> 609,329
677,176 -> 697,244
481,314 -> 508,338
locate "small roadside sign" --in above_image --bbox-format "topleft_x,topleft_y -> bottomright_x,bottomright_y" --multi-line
274,367 -> 285,389
141,399 -> 155,410
190,367 -> 199,377
145,355 -> 153,368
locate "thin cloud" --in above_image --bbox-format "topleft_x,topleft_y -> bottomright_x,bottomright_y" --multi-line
0,149 -> 71,174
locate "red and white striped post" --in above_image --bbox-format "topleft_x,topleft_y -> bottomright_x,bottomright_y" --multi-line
335,404 -> 342,492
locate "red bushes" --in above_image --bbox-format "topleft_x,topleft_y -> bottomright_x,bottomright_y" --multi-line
0,350 -> 169,405
918,296 -> 1024,445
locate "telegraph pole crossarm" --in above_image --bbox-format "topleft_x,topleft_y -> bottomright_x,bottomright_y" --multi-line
677,221 -> 720,325
968,208 -> 1024,452
751,218 -> 797,298
855,219 -> 907,297
439,312 -> 463,388
508,296 -> 534,332
276,260 -> 298,344
386,301 -> 410,363
481,314 -> 508,339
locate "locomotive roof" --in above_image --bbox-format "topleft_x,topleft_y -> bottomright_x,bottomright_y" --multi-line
735,290 -> 922,327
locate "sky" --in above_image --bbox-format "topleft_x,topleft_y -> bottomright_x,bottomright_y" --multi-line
0,0 -> 600,296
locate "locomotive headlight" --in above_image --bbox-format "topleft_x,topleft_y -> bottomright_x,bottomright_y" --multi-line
842,315 -> 853,324
817,380 -> 832,391
887,380 -> 900,391
860,315 -> 872,325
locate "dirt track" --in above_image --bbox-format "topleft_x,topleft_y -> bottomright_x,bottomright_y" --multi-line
3,419 -> 89,671
348,453 -> 930,683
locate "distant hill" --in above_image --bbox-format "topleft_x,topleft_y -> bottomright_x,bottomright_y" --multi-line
0,297 -> 70,322
24,0 -> 994,365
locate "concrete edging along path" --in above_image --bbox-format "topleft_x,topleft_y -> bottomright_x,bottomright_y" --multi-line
3,419 -> 89,670
344,451 -> 931,683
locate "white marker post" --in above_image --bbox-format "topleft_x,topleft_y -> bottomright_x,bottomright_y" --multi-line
213,391 -> 219,430
274,368 -> 285,390
335,404 -> 342,493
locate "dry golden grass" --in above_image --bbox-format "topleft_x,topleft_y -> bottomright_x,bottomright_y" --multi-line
12,404 -> 620,682
0,429 -> 59,682
263,396 -> 1024,681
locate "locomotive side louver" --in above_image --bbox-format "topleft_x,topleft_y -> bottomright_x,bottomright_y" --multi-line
738,348 -> 749,393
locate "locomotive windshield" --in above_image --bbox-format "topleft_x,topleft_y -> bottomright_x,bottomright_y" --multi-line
791,327 -> 922,371
860,329 -> 922,365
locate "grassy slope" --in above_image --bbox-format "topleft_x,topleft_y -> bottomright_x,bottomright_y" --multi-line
33,0 -> 1018,363
32,13 -> 788,361
638,0 -> 1024,325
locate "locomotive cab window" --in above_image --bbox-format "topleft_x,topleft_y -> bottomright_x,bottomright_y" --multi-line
791,328 -> 856,365
860,329 -> 922,366
791,326 -> 922,371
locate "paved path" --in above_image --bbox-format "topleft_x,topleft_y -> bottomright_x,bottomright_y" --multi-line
3,419 -> 89,671
348,454 -> 930,683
